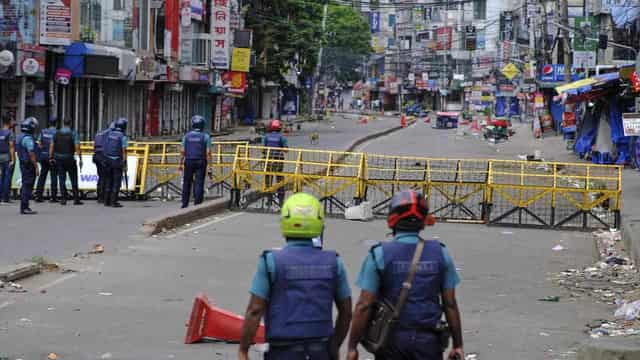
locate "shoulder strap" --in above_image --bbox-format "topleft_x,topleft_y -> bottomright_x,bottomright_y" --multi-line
392,236 -> 425,318
261,250 -> 274,286
369,244 -> 383,278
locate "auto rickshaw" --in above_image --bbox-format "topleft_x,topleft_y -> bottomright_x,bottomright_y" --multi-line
433,112 -> 459,129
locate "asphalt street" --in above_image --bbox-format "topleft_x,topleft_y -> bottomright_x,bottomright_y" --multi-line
0,212 -> 608,359
0,120 -> 614,359
0,114 -> 398,266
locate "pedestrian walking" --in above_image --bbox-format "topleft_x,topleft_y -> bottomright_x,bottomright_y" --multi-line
347,190 -> 464,360
179,115 -> 211,208
93,121 -> 114,203
34,116 -> 58,203
0,114 -> 16,203
238,193 -> 352,360
16,118 -> 39,215
263,119 -> 288,207
102,117 -> 128,208
50,118 -> 83,206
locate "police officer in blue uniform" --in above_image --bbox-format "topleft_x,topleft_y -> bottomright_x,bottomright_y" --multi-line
102,117 -> 128,208
0,114 -> 16,203
93,121 -> 115,203
239,193 -> 352,360
179,115 -> 211,208
50,118 -> 83,206
348,190 -> 464,360
263,119 -> 288,206
16,118 -> 40,215
35,116 -> 59,203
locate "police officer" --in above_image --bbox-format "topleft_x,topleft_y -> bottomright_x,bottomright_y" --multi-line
263,119 -> 288,206
16,118 -> 40,215
347,190 -> 464,360
34,116 -> 58,203
0,114 -> 16,203
93,121 -> 114,203
102,117 -> 128,208
50,118 -> 83,206
239,193 -> 352,360
179,115 -> 211,208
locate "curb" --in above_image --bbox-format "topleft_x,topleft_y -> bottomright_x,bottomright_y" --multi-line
141,119 -> 413,236
141,197 -> 229,236
577,337 -> 640,360
0,262 -> 41,282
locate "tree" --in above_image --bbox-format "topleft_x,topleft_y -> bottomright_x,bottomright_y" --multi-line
322,5 -> 372,83
245,0 -> 323,86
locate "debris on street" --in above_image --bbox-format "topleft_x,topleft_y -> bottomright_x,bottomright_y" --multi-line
552,245 -> 566,251
89,244 -> 105,254
553,229 -> 640,338
538,296 -> 561,302
47,353 -> 58,360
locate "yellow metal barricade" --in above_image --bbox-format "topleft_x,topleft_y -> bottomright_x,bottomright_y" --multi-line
231,144 -> 622,230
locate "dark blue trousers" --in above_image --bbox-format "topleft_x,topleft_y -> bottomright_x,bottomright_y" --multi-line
93,153 -> 106,200
35,158 -> 58,199
0,161 -> 12,202
103,157 -> 123,204
375,330 -> 443,360
19,162 -> 36,211
56,157 -> 80,201
181,159 -> 206,208
265,340 -> 330,360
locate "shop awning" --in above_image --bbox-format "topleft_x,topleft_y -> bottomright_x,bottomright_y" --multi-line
554,72 -> 622,104
64,42 -> 137,79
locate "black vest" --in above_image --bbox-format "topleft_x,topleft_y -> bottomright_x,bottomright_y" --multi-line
54,131 -> 75,156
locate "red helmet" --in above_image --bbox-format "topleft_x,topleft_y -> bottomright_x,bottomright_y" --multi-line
269,119 -> 282,132
387,190 -> 432,231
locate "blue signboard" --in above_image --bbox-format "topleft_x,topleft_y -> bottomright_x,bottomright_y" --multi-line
388,14 -> 396,27
370,12 -> 380,33
540,64 -> 584,82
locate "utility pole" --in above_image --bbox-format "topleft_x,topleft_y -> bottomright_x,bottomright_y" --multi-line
311,1 -> 329,116
442,0 -> 449,111
560,0 -> 572,83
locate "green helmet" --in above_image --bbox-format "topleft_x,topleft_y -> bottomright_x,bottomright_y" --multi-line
280,193 -> 324,238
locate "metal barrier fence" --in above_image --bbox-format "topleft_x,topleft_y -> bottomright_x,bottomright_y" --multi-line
77,140 -> 247,199
230,145 -> 622,230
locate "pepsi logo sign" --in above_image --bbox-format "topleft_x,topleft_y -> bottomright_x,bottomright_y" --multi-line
542,65 -> 553,75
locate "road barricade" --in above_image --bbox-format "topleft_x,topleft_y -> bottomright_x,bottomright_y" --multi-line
230,144 -> 622,230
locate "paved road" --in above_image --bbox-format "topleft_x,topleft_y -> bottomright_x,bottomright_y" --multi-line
0,119 -> 614,359
0,114 -> 399,266
0,212 -> 608,359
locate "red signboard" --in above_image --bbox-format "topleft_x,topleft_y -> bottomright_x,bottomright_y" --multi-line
416,79 -> 427,90
165,0 -> 180,59
435,27 -> 452,50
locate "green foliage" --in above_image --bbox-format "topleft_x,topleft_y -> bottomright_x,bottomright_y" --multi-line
322,5 -> 372,83
246,0 -> 323,85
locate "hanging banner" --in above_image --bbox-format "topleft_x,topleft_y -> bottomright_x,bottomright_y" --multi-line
12,156 -> 138,191
39,0 -> 72,46
165,0 -> 180,59
231,47 -> 250,72
622,113 -> 640,136
370,12 -> 380,33
211,0 -> 230,69
190,0 -> 203,21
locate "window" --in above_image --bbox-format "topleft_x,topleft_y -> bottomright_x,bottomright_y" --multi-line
474,0 -> 486,20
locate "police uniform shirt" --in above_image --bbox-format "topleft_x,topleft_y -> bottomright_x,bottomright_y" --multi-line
356,232 -> 460,294
181,131 -> 212,151
0,130 -> 15,163
106,133 -> 129,160
250,240 -> 352,301
21,136 -> 36,156
262,134 -> 288,147
53,127 -> 80,160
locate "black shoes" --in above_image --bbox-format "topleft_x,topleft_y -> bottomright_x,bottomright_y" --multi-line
20,208 -> 37,215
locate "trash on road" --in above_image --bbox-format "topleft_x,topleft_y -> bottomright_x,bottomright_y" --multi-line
538,296 -> 560,302
100,353 -> 113,359
344,201 -> 373,221
614,300 -> 640,321
89,244 -> 105,254
98,292 -> 113,296
465,354 -> 478,360
47,353 -> 58,360
539,332 -> 550,336
552,245 -> 566,251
